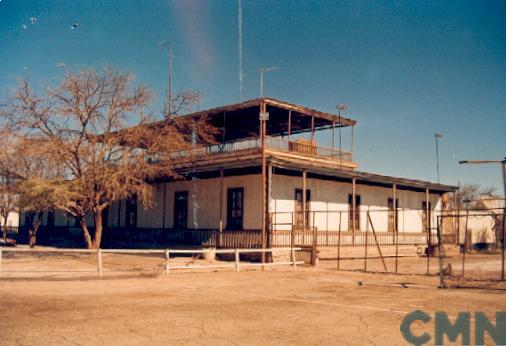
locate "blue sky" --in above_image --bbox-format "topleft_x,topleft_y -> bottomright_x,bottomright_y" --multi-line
1,0 -> 505,192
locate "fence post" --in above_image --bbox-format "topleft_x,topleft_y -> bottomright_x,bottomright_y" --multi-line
97,249 -> 103,278
291,247 -> 297,271
337,211 -> 342,270
165,249 -> 170,275
312,212 -> 317,266
461,209 -> 469,281
235,248 -> 240,272
364,211 -> 369,272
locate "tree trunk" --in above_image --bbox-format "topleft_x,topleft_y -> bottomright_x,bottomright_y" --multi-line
28,212 -> 44,248
1,212 -> 7,241
92,211 -> 103,249
79,216 -> 93,249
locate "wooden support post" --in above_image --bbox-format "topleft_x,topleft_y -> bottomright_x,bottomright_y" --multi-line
97,249 -> 103,278
352,178 -> 356,245
302,170 -> 307,231
461,209 -> 469,281
426,188 -> 430,275
393,184 -> 399,274
337,211 -> 342,270
267,163 -> 272,249
291,212 -> 295,252
311,115 -> 315,141
260,101 -> 267,263
219,167 -> 224,247
364,211 -> 369,272
312,211 -> 317,266
501,160 -> 505,281
291,247 -> 297,271
165,249 -> 170,275
235,248 -> 240,272
436,217 -> 446,288
351,124 -> 355,161
456,182 -> 461,245
332,121 -> 336,158
0,248 -> 2,276
287,110 -> 292,141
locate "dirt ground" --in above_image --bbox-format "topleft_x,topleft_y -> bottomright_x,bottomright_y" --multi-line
1,251 -> 505,345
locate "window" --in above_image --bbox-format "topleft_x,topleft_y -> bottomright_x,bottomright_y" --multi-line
173,191 -> 188,229
227,188 -> 244,230
422,201 -> 431,232
387,198 -> 399,232
348,194 -> 361,231
294,189 -> 311,229
125,195 -> 137,228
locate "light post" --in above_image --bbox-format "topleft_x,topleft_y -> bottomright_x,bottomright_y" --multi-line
258,66 -> 278,97
459,157 -> 506,280
434,133 -> 443,183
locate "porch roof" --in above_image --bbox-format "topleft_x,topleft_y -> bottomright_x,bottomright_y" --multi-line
168,157 -> 457,194
153,97 -> 357,141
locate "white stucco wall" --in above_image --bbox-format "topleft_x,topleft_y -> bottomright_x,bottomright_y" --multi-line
134,174 -> 262,230
24,172 -> 443,234
270,174 -> 441,233
0,212 -> 19,228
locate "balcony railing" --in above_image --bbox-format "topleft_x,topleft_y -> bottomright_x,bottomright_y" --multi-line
164,136 -> 352,163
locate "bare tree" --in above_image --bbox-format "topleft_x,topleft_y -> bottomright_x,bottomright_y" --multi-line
450,183 -> 497,209
4,68 -> 214,249
0,129 -> 21,242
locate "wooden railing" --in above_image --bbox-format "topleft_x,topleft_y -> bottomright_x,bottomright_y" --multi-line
266,137 -> 352,161
162,136 -> 352,163
269,230 -> 432,247
100,228 -> 262,249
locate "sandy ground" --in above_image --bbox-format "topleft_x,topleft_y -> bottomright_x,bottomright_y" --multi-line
1,251 -> 505,345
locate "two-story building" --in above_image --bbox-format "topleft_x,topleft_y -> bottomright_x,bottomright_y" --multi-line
22,97 -> 457,249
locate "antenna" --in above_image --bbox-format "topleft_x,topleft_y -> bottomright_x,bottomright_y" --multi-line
158,41 -> 173,115
238,0 -> 244,101
258,66 -> 278,97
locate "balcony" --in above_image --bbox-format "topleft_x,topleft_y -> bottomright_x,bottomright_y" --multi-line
163,136 -> 355,168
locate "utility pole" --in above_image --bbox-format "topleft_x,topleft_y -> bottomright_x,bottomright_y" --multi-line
159,41 -> 173,116
258,66 -> 278,97
459,157 -> 506,281
434,133 -> 443,183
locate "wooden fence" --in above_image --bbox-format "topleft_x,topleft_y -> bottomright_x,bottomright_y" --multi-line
0,247 -> 303,278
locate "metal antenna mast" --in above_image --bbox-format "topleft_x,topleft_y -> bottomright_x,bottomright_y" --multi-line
238,0 -> 244,100
159,41 -> 173,115
434,133 -> 443,183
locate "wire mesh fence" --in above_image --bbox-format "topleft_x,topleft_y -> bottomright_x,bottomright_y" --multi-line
269,205 -> 505,287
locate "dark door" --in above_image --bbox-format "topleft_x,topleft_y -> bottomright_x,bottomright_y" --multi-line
227,188 -> 243,230
294,189 -> 310,229
174,191 -> 188,229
